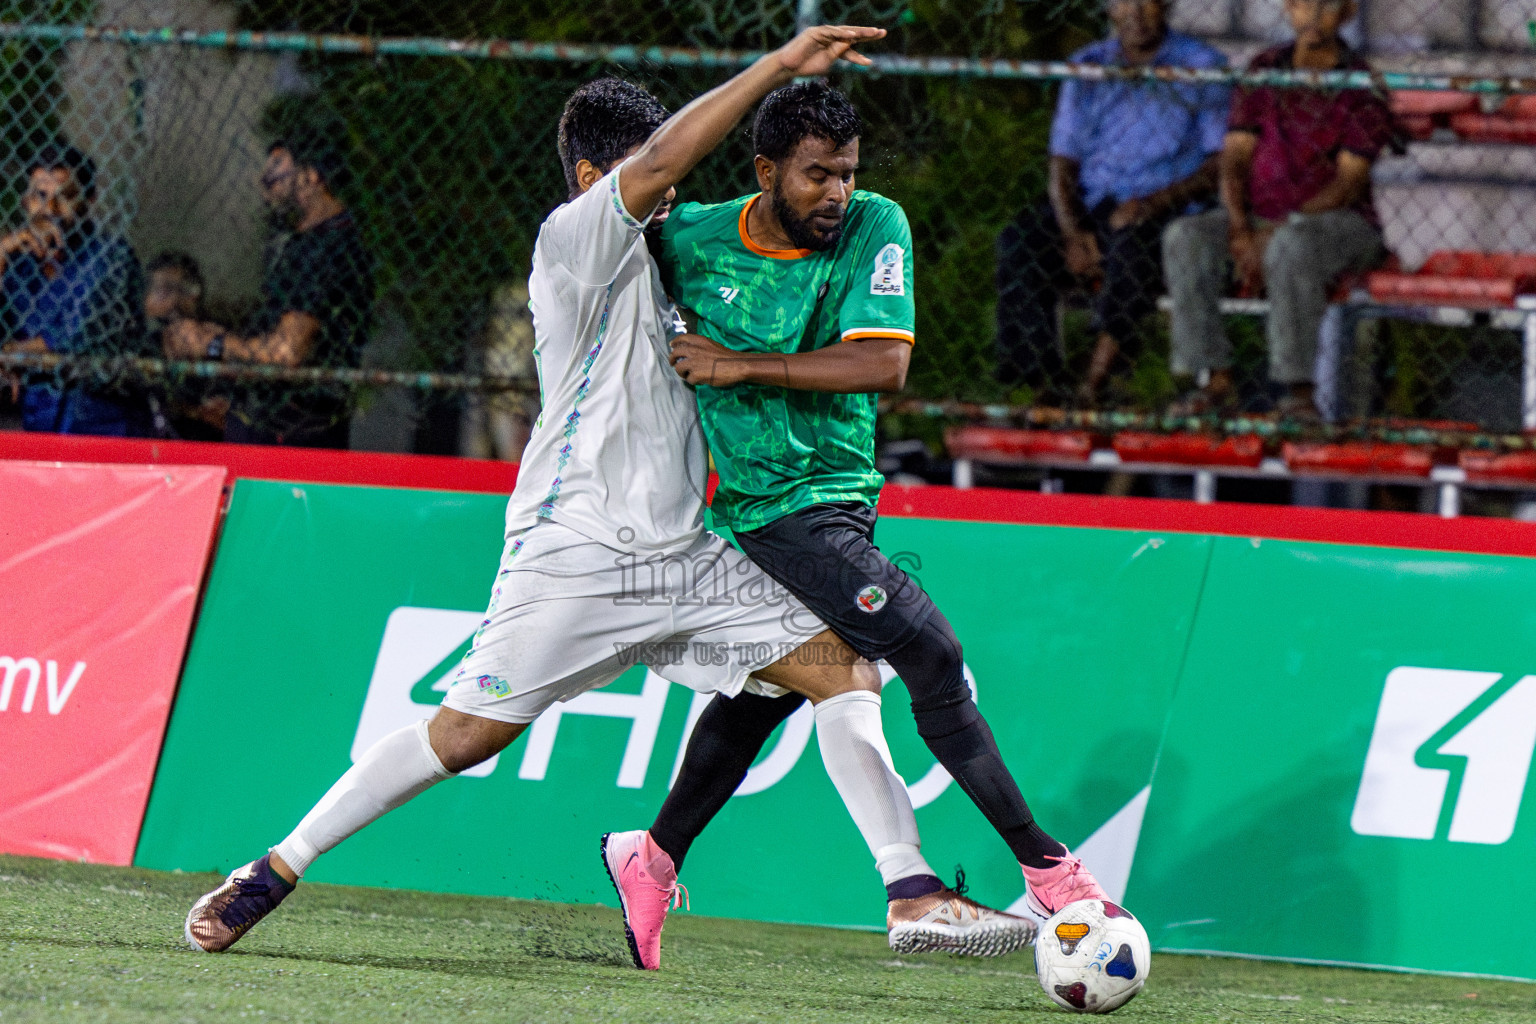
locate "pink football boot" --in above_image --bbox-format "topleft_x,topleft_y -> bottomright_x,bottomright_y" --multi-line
1022,850 -> 1107,920
601,830 -> 688,970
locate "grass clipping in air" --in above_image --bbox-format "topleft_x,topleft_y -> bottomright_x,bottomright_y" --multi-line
2,854 -> 1533,1022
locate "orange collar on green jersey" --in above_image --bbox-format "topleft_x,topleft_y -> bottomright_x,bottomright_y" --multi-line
737,195 -> 813,260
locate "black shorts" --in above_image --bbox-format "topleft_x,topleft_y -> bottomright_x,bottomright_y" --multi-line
733,501 -> 936,661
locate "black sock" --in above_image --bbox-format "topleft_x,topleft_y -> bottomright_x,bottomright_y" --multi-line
885,873 -> 946,901
648,691 -> 804,871
918,711 -> 1066,868
888,619 -> 1068,869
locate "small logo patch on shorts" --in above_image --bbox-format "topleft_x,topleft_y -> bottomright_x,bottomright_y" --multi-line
855,584 -> 887,614
476,675 -> 513,698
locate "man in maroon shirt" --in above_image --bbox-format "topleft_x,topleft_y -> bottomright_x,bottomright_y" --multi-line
1162,0 -> 1392,418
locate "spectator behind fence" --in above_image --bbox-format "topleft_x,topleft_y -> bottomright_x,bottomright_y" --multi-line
165,127 -> 375,447
143,250 -> 227,441
145,250 -> 203,325
0,143 -> 145,435
1163,0 -> 1392,419
995,0 -> 1228,404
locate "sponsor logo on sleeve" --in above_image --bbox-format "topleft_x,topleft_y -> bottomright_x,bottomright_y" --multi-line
870,243 -> 905,296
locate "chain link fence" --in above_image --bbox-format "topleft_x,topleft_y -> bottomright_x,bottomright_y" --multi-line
0,0 -> 1534,455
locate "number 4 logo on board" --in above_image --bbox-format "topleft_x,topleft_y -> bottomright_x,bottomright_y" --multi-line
1351,666 -> 1536,845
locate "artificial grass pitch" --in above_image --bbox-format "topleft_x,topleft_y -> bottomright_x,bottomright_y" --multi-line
1,855 -> 1532,1023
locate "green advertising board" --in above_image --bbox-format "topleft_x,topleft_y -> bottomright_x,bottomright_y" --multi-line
1128,536 -> 1536,979
136,480 -> 1206,930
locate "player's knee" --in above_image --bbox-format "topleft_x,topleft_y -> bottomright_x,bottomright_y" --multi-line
428,708 -> 523,773
850,658 -> 881,695
887,616 -> 976,739
891,618 -> 966,705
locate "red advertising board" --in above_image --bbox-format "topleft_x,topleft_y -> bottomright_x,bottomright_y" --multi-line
0,460 -> 226,864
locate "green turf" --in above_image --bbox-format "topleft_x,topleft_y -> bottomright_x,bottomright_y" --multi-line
2,855 -> 1533,1023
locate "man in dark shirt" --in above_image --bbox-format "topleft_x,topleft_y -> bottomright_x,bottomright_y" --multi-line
1163,0 -> 1392,418
166,127 -> 374,447
1,143 -> 144,435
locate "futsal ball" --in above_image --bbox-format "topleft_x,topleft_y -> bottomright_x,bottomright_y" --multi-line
1034,899 -> 1151,1014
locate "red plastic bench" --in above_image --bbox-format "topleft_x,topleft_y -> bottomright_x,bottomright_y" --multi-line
1366,251 -> 1536,309
944,426 -> 1095,463
1450,110 -> 1536,144
1113,432 -> 1264,468
1283,442 -> 1434,478
1391,90 -> 1479,140
1500,94 -> 1536,118
1460,450 -> 1536,483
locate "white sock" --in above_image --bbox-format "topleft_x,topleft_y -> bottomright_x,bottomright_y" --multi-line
813,690 -> 936,888
272,720 -> 455,878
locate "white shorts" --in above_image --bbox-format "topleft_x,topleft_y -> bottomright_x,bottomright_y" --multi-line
442,520 -> 827,724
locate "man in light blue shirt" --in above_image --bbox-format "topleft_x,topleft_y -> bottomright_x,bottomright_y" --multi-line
995,0 -> 1229,403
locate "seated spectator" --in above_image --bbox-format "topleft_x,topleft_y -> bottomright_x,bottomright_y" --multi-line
995,0 -> 1228,404
165,125 -> 375,447
1163,0 -> 1392,419
0,143 -> 144,435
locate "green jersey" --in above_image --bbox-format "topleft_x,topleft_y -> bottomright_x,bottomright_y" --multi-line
657,190 -> 915,532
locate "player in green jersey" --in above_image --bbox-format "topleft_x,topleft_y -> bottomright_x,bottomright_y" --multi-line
623,81 -> 1107,934
653,161 -> 913,533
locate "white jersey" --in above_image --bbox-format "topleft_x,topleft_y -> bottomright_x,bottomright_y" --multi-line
505,166 -> 707,554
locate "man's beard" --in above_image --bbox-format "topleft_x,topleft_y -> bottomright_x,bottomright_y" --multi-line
770,184 -> 843,252
265,199 -> 302,232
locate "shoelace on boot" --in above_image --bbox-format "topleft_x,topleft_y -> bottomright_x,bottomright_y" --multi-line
1048,855 -> 1098,901
219,875 -> 287,934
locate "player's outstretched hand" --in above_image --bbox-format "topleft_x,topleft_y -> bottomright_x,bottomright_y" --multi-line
775,25 -> 886,78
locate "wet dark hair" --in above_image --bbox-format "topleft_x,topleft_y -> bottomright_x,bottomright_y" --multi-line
557,78 -> 670,197
752,80 -> 862,163
271,123 -> 350,192
28,142 -> 96,195
147,250 -> 204,291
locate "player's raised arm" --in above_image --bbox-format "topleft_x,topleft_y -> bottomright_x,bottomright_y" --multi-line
617,25 -> 885,220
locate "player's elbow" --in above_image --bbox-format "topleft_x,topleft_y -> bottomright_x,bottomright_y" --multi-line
878,344 -> 910,393
630,142 -> 683,191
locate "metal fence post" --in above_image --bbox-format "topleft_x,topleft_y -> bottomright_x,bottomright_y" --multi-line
1523,306 -> 1536,433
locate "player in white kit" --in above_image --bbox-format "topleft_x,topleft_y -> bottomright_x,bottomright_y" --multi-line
185,25 -> 1032,966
